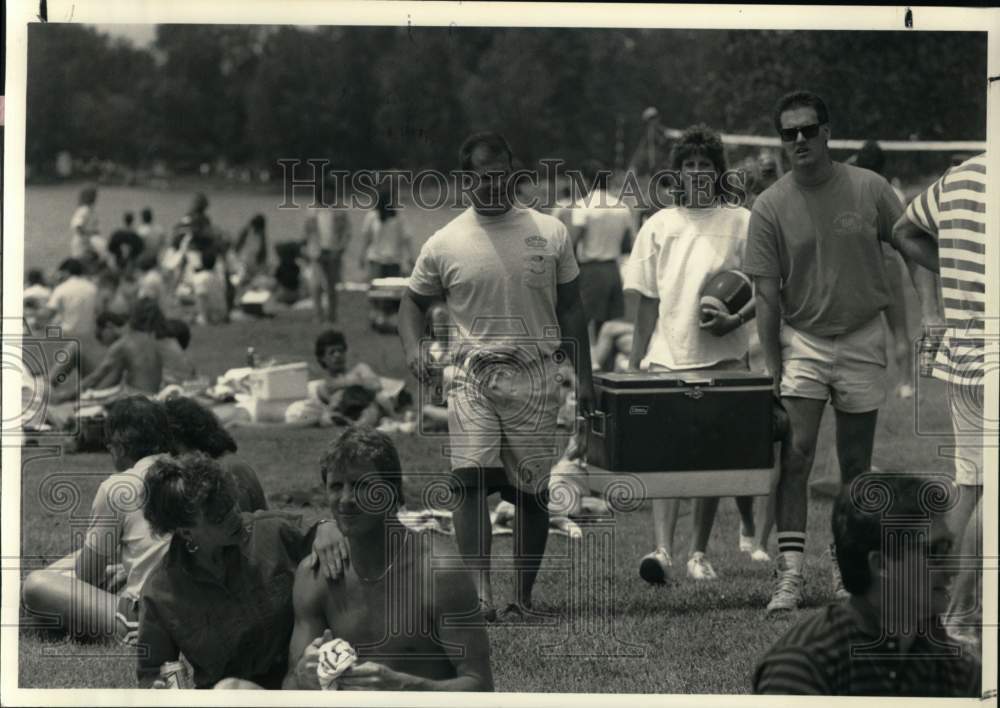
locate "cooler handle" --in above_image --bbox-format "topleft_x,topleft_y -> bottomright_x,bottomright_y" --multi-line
682,376 -> 713,386
590,411 -> 606,438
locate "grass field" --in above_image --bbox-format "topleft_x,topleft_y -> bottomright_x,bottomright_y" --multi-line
16,283 -> 960,693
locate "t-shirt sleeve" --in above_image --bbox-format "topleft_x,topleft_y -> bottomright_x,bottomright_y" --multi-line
875,177 -> 904,243
744,201 -> 782,278
408,234 -> 444,296
570,206 -> 587,228
621,218 -> 659,299
904,173 -> 944,240
554,220 -> 580,284
82,479 -> 123,561
46,286 -> 63,312
752,648 -> 828,695
136,593 -> 180,686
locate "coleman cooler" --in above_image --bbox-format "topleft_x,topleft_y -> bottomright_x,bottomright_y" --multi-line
587,371 -> 774,472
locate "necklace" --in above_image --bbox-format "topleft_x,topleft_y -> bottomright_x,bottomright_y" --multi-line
356,530 -> 411,584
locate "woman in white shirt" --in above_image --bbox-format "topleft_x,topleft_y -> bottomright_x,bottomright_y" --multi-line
623,124 -> 767,585
359,186 -> 413,282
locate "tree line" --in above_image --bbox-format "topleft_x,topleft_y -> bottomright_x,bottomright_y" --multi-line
26,24 -> 987,180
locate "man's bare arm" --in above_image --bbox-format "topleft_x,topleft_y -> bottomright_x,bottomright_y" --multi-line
890,213 -> 939,273
555,277 -> 594,413
753,276 -> 783,396
283,563 -> 331,690
398,289 -> 437,384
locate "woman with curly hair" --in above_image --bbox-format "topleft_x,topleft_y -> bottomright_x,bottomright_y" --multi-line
137,453 -> 337,689
624,124 -> 769,585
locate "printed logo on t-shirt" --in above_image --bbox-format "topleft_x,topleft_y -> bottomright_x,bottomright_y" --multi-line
525,235 -> 547,249
832,211 -> 864,236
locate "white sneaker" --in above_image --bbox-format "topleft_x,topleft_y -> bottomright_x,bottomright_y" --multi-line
639,548 -> 672,585
766,557 -> 804,613
750,546 -> 772,563
687,552 -> 718,581
739,533 -> 755,554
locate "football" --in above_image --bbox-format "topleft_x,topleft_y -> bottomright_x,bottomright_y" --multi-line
700,270 -> 752,318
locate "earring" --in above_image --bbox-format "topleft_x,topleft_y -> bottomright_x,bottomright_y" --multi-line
185,538 -> 199,554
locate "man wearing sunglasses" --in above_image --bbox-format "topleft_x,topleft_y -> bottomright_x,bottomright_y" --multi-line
743,90 -> 904,614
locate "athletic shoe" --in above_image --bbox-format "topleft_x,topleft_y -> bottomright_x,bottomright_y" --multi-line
739,533 -> 755,554
766,558 -> 804,614
830,545 -> 851,600
687,552 -> 718,581
639,548 -> 672,585
750,546 -> 772,563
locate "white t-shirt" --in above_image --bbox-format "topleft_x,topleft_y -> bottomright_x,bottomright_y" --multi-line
136,222 -> 167,256
570,190 -> 634,263
409,207 -> 579,357
623,205 -> 751,370
192,269 -> 228,324
69,205 -> 100,258
362,212 -> 410,264
83,455 -> 170,601
47,276 -> 99,339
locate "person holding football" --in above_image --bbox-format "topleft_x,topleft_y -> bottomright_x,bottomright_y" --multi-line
624,124 -> 763,584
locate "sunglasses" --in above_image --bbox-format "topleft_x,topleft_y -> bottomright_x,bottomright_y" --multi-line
779,123 -> 824,142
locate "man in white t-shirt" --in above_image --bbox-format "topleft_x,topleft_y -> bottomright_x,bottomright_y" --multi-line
399,132 -> 594,620
624,124 -> 764,584
22,397 -> 176,644
44,258 -> 99,340
570,160 -> 635,342
304,193 -> 352,323
136,207 -> 167,261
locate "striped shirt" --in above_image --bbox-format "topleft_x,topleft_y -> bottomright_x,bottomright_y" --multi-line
753,598 -> 981,696
904,154 -> 988,386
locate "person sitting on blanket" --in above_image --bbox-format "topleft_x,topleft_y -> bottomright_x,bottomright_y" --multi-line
310,329 -> 409,427
21,397 -> 178,644
164,396 -> 270,514
157,318 -> 197,386
136,453 -> 350,689
52,297 -> 166,403
284,426 -> 494,691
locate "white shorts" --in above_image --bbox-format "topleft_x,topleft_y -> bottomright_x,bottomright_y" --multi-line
446,353 -> 564,495
949,384 -> 984,487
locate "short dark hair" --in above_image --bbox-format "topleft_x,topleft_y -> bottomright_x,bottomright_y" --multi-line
833,472 -> 948,596
319,426 -> 404,508
27,269 -> 45,286
129,297 -> 166,334
104,396 -> 175,461
124,212 -> 135,226
315,329 -> 347,365
96,311 -> 127,331
162,318 -> 191,350
855,140 -> 886,175
79,186 -> 97,205
772,90 -> 830,133
58,258 -> 84,277
143,452 -> 239,537
141,207 -> 153,223
459,131 -> 514,171
670,124 -> 728,196
164,396 -> 237,458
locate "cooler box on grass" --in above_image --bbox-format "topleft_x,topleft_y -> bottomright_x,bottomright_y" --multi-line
586,371 -> 774,472
249,362 -> 308,401
367,277 -> 409,332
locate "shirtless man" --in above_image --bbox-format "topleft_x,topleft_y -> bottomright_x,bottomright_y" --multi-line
285,427 -> 493,691
54,298 -> 165,401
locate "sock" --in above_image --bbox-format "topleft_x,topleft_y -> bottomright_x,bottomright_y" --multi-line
778,532 -> 806,573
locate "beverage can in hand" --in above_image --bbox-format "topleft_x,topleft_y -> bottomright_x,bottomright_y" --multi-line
160,660 -> 193,689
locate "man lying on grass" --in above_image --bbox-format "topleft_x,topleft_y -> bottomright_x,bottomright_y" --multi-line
284,426 -> 494,691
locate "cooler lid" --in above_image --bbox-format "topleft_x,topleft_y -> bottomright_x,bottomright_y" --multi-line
593,371 -> 772,389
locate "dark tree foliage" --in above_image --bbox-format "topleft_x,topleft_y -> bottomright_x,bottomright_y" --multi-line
25,25 -> 987,179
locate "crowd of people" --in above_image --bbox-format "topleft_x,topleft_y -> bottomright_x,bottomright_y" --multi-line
19,88 -> 987,696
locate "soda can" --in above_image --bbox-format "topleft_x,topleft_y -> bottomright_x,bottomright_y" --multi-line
918,329 -> 943,378
160,660 -> 193,689
427,361 -> 447,407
